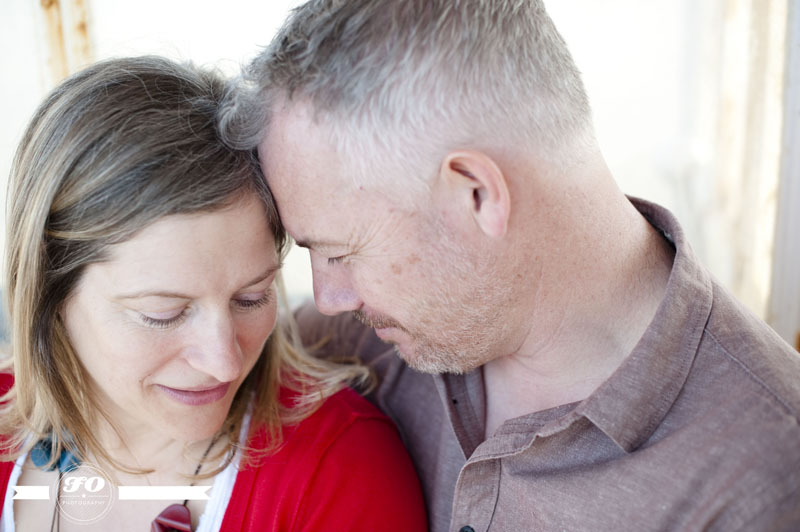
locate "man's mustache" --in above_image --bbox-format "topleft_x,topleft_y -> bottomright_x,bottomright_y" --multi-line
353,309 -> 408,333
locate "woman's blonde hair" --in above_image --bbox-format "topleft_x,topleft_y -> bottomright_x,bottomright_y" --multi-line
0,56 -> 368,475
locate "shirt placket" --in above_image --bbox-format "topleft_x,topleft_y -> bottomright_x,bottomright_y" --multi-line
449,456 -> 502,532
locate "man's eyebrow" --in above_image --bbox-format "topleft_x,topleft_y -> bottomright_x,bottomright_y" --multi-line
115,264 -> 282,300
293,239 -> 339,251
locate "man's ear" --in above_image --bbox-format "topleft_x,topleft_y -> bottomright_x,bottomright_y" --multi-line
437,151 -> 510,238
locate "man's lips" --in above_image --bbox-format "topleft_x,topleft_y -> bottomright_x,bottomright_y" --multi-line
374,327 -> 402,342
155,383 -> 230,405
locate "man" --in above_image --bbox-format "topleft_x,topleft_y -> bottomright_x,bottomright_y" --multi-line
219,1 -> 800,530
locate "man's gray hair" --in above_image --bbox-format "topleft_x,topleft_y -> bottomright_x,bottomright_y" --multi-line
220,0 -> 594,188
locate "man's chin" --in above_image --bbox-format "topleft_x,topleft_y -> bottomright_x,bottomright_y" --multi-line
392,344 -> 477,376
392,346 -> 438,374
372,325 -> 480,374
375,333 -> 438,373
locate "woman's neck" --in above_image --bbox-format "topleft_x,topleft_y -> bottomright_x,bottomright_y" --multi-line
89,416 -> 223,485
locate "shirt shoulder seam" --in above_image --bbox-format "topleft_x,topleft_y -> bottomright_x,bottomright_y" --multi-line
704,328 -> 799,420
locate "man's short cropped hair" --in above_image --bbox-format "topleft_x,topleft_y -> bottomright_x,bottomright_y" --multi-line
220,0 -> 594,189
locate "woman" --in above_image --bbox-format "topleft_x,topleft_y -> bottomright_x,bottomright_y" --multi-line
0,56 -> 426,531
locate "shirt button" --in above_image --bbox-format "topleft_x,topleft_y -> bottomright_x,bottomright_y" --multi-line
459,527 -> 475,532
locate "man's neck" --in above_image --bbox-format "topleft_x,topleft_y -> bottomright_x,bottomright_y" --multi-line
483,199 -> 675,439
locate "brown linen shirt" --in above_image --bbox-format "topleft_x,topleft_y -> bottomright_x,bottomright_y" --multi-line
296,198 -> 800,532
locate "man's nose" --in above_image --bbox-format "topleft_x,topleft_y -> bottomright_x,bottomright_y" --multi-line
310,253 -> 362,315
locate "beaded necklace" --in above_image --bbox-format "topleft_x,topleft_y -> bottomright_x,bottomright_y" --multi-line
30,434 -> 219,532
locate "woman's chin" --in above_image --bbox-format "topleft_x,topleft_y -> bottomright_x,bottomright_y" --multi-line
153,403 -> 232,444
144,384 -> 240,442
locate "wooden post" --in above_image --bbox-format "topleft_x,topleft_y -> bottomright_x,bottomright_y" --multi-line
40,0 -> 69,84
711,0 -> 787,319
767,0 -> 800,351
38,0 -> 93,86
64,0 -> 92,72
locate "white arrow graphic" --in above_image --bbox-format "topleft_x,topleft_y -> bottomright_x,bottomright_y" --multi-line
118,486 -> 212,500
13,485 -> 211,501
13,486 -> 49,500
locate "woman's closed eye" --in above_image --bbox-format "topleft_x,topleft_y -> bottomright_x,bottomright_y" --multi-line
233,290 -> 272,311
139,308 -> 186,329
138,290 -> 273,329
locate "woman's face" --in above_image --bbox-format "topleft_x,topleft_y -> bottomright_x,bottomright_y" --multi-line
63,194 -> 280,443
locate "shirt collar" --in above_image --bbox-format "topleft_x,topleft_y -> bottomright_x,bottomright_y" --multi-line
575,197 -> 713,452
434,198 -> 714,457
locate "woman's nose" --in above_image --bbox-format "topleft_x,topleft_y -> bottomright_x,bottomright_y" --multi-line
187,310 -> 243,382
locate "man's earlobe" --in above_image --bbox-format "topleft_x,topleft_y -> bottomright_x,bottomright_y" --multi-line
439,151 -> 510,238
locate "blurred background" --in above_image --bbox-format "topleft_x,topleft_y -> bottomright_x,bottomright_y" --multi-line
1,0 -> 798,349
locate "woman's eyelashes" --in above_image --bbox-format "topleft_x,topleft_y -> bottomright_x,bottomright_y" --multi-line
140,311 -> 186,329
232,290 -> 273,310
138,290 -> 273,329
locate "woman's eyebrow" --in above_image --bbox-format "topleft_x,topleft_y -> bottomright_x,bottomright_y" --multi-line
115,290 -> 192,301
115,264 -> 282,300
240,263 -> 283,288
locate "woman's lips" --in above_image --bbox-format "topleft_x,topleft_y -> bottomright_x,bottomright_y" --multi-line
156,383 -> 230,405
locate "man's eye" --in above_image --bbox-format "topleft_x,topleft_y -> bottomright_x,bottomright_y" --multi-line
327,255 -> 345,265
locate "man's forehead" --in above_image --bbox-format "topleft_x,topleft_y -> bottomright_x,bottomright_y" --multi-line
264,99 -> 327,152
261,105 -> 344,186
259,101 -> 419,252
258,143 -> 370,253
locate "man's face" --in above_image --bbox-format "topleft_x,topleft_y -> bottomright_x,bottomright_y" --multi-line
260,104 -> 513,374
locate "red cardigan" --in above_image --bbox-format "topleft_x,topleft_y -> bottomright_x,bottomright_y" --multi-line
0,375 -> 427,531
